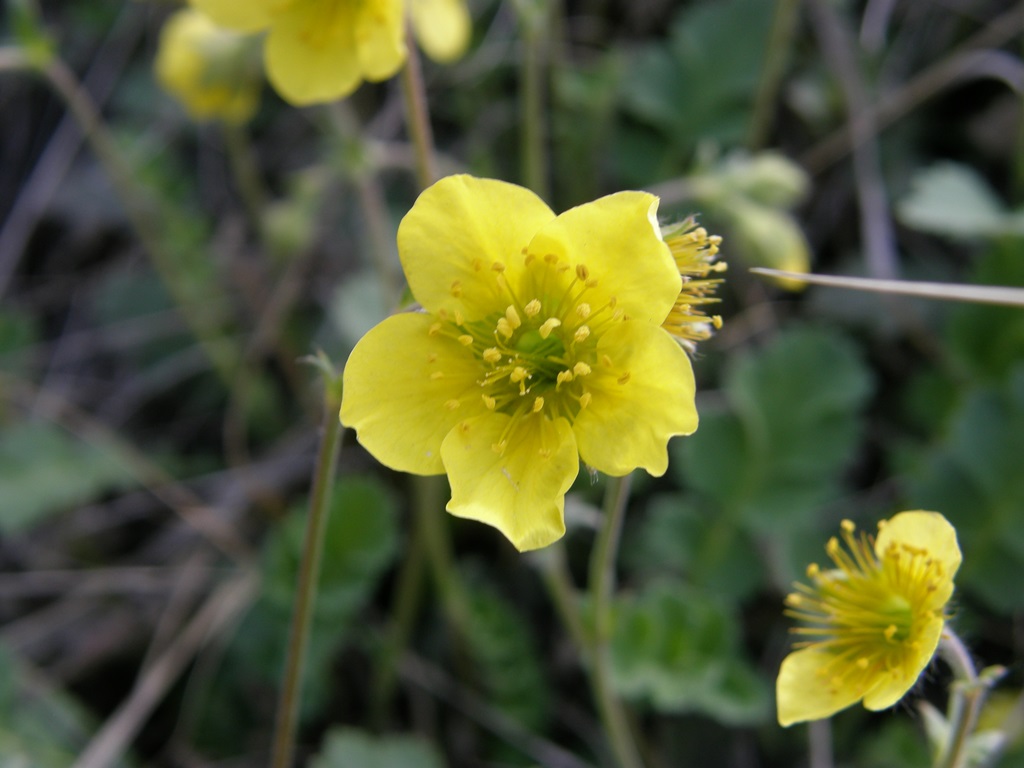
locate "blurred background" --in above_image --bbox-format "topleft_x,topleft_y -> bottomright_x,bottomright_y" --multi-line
1,0 -> 1024,766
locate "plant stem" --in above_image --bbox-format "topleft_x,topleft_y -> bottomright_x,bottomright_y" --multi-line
32,55 -> 241,386
416,475 -> 472,635
222,122 -> 269,241
517,0 -> 550,198
936,628 -> 983,768
399,29 -> 438,190
269,377 -> 345,768
587,473 -> 644,768
746,0 -> 800,150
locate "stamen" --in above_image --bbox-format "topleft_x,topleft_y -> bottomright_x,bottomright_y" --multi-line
450,280 -> 462,297
458,335 -> 473,346
492,261 -> 506,272
539,318 -> 561,338
482,394 -> 496,409
496,318 -> 514,338
576,264 -> 590,281
524,299 -> 542,318
574,325 -> 591,343
505,305 -> 522,329
532,397 -> 544,413
444,399 -> 460,410
573,362 -> 591,377
617,372 -> 631,385
578,392 -> 592,409
483,348 -> 502,363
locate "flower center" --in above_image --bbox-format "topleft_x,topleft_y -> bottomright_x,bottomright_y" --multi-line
784,520 -> 948,686
426,248 -> 630,451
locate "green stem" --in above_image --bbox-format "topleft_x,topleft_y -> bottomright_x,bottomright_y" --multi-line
222,122 -> 269,241
23,54 -> 240,386
936,628 -> 982,768
518,0 -> 549,198
416,475 -> 472,634
269,377 -> 345,768
745,0 -> 800,150
588,473 -> 644,768
369,511 -> 428,727
398,29 -> 438,190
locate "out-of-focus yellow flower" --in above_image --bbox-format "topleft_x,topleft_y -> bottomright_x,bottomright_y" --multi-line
730,199 -> 810,291
410,0 -> 471,63
661,217 -> 726,352
340,175 -> 699,551
189,0 -> 470,106
155,8 -> 261,124
777,511 -> 961,727
190,0 -> 404,105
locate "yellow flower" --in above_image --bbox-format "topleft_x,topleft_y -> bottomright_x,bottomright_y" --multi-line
777,511 -> 961,727
189,0 -> 470,106
661,217 -> 726,352
154,9 -> 261,124
410,0 -> 471,63
340,175 -> 699,551
189,0 -> 404,105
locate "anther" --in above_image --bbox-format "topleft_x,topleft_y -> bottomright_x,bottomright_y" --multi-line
576,303 -> 591,319
483,348 -> 502,363
426,353 -> 438,363
492,261 -> 506,272
450,280 -> 462,297
573,362 -> 591,377
617,372 -> 631,385
496,318 -> 514,338
579,392 -> 592,409
601,354 -> 613,368
585,277 -> 599,287
472,258 -> 483,271
458,335 -> 474,346
884,625 -> 898,641
505,305 -> 522,329
544,253 -> 558,265
841,520 -> 856,534
532,397 -> 544,413
574,325 -> 591,343
491,440 -> 507,455
556,370 -> 573,387
510,366 -> 529,383
444,399 -> 460,410
429,322 -> 442,336
539,318 -> 562,339
482,394 -> 496,410
856,658 -> 869,670
524,299 -> 542,318
576,264 -> 590,281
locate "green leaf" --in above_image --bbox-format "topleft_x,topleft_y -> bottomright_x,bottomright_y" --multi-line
897,162 -> 1024,239
677,327 -> 873,532
948,238 -> 1024,383
462,575 -> 549,731
0,643 -> 131,767
908,367 -> 1024,613
191,477 -> 399,751
622,0 -> 774,150
623,494 -> 762,603
610,581 -> 769,725
311,728 -> 446,768
0,421 -> 136,533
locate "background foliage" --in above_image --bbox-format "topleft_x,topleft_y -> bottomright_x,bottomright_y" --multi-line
1,0 -> 1023,765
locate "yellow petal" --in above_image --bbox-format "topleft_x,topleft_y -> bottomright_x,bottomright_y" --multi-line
410,0 -> 471,63
355,0 -> 406,80
397,175 -> 556,321
340,313 -> 488,475
876,510 -> 961,606
862,615 -> 944,711
265,2 -> 361,105
189,0 -> 279,32
776,648 -> 869,727
441,413 -> 578,551
526,191 -> 680,325
573,322 -> 697,477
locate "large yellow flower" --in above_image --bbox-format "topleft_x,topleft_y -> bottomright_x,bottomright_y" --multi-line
777,511 -> 961,726
189,0 -> 470,106
155,9 -> 261,124
340,175 -> 699,551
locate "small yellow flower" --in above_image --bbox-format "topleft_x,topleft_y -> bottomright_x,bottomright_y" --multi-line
155,9 -> 261,124
777,511 -> 962,727
661,217 -> 726,352
340,175 -> 699,551
189,0 -> 404,105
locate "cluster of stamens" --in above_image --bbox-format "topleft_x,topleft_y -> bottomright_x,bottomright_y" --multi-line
784,520 -> 947,687
661,216 -> 726,351
425,249 -> 632,456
